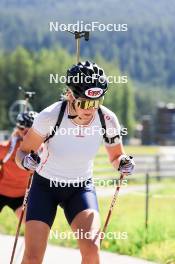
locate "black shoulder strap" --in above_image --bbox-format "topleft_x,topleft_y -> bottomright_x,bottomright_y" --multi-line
44,100 -> 67,143
98,107 -> 120,144
98,107 -> 108,141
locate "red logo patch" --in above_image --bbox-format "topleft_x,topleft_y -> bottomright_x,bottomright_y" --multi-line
85,88 -> 103,98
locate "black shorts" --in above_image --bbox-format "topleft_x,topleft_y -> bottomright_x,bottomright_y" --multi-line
0,194 -> 24,212
26,172 -> 99,228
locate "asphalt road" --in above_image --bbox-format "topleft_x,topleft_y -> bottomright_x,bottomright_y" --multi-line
0,234 -> 158,264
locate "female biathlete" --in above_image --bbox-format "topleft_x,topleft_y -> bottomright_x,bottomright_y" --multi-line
0,111 -> 37,219
16,61 -> 135,264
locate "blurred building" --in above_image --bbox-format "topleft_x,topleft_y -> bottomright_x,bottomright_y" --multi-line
141,115 -> 154,145
155,103 -> 175,145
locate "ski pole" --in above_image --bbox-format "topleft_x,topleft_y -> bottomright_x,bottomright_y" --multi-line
18,86 -> 36,112
66,30 -> 90,63
100,173 -> 125,245
9,173 -> 33,264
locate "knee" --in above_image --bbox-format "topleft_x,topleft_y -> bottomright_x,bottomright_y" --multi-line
81,241 -> 100,263
22,252 -> 43,264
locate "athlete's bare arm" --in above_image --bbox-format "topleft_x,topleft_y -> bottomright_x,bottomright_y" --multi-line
105,143 -> 125,170
15,128 -> 44,169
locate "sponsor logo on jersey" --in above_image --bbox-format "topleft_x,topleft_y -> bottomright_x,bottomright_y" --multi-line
85,88 -> 103,98
105,115 -> 111,120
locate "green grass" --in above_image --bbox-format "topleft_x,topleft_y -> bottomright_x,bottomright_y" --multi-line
0,180 -> 175,264
152,179 -> 175,196
124,145 -> 159,155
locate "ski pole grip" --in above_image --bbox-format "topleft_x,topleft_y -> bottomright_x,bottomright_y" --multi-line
118,155 -> 133,171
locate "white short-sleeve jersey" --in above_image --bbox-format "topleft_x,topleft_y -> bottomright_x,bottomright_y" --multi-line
32,101 -> 122,182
